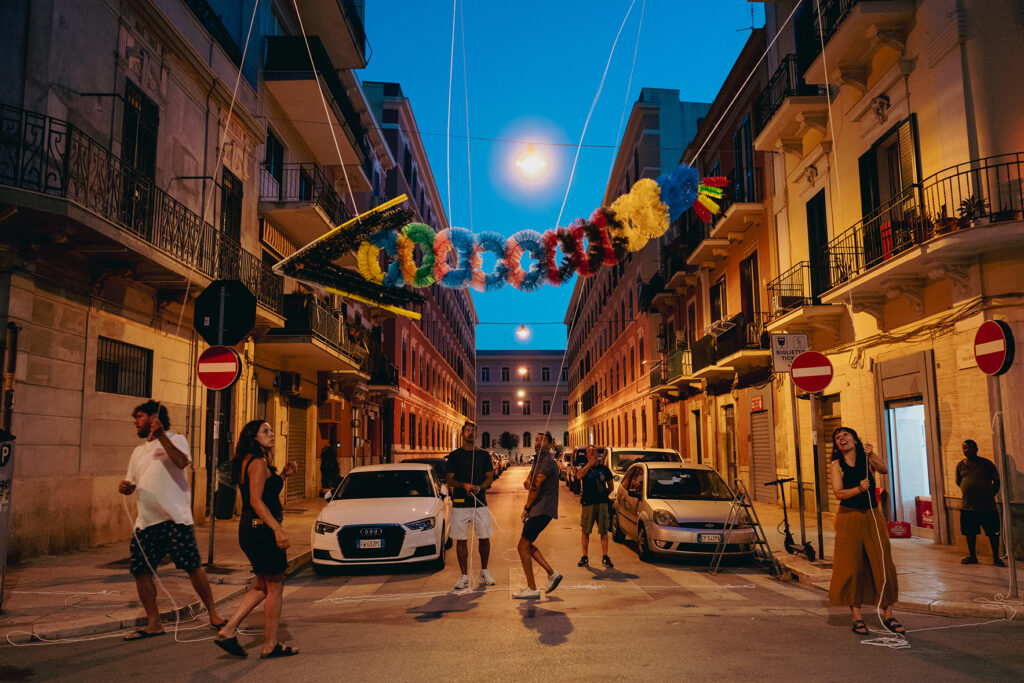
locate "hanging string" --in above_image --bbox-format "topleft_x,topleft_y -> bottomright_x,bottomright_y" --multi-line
446,0 -> 458,226
459,0 -> 474,231
607,0 -> 646,182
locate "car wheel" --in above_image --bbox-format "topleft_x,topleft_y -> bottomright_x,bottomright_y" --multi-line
611,511 -> 625,543
637,523 -> 653,562
431,525 -> 447,571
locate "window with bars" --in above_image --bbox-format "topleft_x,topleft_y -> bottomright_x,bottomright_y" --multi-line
96,337 -> 153,397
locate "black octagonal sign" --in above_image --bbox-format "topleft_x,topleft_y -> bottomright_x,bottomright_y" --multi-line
193,279 -> 257,347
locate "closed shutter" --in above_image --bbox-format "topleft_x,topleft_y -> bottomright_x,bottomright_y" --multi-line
287,399 -> 308,500
751,410 -> 776,503
897,115 -> 919,191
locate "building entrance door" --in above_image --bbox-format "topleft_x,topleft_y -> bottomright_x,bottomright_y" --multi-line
723,405 -> 738,484
885,399 -> 933,538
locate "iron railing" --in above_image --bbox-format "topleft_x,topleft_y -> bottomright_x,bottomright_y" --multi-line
805,0 -> 864,62
767,261 -> 826,318
259,163 -> 349,225
368,358 -> 399,387
0,105 -> 282,312
264,36 -> 371,168
280,294 -> 367,364
715,166 -> 765,223
649,366 -> 666,389
666,347 -> 693,381
691,334 -> 715,374
182,0 -> 243,66
714,312 -> 770,361
340,0 -> 369,64
754,54 -> 827,132
825,153 -> 1024,289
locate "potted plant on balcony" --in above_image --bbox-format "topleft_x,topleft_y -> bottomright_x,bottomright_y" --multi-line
991,204 -> 1022,223
957,194 -> 988,229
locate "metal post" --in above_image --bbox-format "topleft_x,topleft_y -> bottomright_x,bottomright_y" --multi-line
206,286 -> 227,566
810,392 -> 826,560
790,384 -> 808,546
990,374 -> 1018,598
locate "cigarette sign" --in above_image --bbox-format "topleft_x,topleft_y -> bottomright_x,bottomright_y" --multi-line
771,333 -> 809,373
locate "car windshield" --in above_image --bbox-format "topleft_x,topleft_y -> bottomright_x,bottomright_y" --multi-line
335,470 -> 433,499
646,469 -> 733,501
611,450 -> 680,473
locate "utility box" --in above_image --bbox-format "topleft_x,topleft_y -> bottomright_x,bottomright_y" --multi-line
0,430 -> 16,612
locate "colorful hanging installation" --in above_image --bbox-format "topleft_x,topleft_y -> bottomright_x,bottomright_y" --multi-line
353,164 -> 726,291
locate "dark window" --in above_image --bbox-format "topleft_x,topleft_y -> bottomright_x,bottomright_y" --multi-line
542,367 -> 550,382
522,401 -> 531,416
265,130 -> 284,185
806,189 -> 829,294
501,366 -> 510,382
562,400 -> 568,415
739,251 -> 760,316
561,367 -> 567,382
523,431 -> 532,447
382,109 -> 399,124
543,400 -> 551,415
709,278 -> 726,322
220,167 -> 243,241
502,400 -> 510,415
96,336 -> 153,397
481,400 -> 490,416
122,80 -> 158,179
481,366 -> 490,382
481,432 -> 491,448
256,388 -> 269,421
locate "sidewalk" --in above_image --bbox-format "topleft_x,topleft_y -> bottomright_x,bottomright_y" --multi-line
0,499 -> 324,644
752,502 -> 1023,620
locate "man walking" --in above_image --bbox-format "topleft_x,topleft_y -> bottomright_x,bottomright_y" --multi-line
446,422 -> 495,590
575,445 -> 614,569
118,400 -> 224,639
515,432 -> 562,599
956,439 -> 1005,566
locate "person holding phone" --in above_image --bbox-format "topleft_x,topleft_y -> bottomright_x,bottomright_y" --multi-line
575,445 -> 614,568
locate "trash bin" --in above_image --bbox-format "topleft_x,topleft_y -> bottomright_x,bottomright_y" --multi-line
0,429 -> 16,611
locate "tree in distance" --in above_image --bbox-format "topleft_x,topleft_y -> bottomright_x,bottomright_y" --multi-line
498,431 -> 520,459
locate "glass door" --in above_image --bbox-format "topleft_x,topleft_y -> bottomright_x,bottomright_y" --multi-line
885,399 -> 933,538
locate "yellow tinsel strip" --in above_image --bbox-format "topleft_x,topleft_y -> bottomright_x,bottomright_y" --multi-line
356,241 -> 384,284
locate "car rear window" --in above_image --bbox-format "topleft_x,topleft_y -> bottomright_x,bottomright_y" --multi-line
610,450 -> 681,473
646,469 -> 733,501
336,470 -> 433,499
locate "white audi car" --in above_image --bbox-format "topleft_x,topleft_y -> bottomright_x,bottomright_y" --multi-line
311,464 -> 451,572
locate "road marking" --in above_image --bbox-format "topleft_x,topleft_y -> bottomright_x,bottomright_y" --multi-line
653,565 -> 749,600
316,574 -> 389,603
744,573 -> 822,602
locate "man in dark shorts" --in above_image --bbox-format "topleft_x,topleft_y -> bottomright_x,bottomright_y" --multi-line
118,400 -> 224,639
956,439 -> 1005,566
514,432 -> 562,599
575,445 -> 614,568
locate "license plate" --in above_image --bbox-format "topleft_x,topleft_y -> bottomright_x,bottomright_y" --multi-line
358,539 -> 382,549
698,533 -> 722,544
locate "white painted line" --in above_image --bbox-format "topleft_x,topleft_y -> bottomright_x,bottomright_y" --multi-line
791,366 -> 831,377
975,339 -> 1005,356
198,362 -> 237,373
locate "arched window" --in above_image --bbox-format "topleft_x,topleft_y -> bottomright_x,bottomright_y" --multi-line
523,432 -> 531,449
641,408 -> 648,444
632,410 -> 638,446
481,432 -> 491,448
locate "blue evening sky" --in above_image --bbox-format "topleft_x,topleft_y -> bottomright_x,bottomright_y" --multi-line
361,1 -> 765,351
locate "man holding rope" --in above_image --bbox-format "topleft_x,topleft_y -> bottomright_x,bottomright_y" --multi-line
515,432 -> 562,599
446,421 -> 495,590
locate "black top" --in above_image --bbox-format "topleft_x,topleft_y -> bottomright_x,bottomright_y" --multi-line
445,447 -> 493,508
837,450 -> 877,510
241,456 -> 284,522
580,464 -> 613,506
956,456 -> 1000,511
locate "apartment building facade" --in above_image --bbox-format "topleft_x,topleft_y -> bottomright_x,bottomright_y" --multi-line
476,350 -> 569,461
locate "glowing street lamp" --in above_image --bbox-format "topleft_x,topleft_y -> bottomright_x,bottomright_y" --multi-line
518,367 -> 528,376
517,390 -> 525,398
516,324 -> 531,341
517,400 -> 524,406
515,143 -> 547,177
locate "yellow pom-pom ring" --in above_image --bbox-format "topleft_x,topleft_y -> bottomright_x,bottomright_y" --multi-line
357,241 -> 383,284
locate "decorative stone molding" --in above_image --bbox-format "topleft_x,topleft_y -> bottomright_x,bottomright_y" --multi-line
851,296 -> 885,326
804,164 -> 819,187
884,279 -> 924,315
777,137 -> 803,157
839,65 -> 870,94
797,111 -> 828,135
926,261 -> 971,297
867,25 -> 908,55
870,94 -> 891,125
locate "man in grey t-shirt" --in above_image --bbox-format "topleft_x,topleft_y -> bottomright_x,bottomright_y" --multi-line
514,432 -> 563,599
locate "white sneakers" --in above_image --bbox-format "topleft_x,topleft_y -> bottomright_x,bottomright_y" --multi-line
479,569 -> 496,586
513,587 -> 541,599
545,571 -> 563,594
454,574 -> 470,590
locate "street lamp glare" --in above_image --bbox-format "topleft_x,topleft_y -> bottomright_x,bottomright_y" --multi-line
515,143 -> 547,177
518,367 -> 527,375
517,390 -> 525,397
516,323 -> 530,340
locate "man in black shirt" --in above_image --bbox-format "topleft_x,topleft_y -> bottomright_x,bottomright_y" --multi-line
956,439 -> 1004,566
575,445 -> 614,568
446,422 -> 495,590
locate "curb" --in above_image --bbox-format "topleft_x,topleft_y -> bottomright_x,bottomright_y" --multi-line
4,551 -> 313,644
776,554 -> 1022,621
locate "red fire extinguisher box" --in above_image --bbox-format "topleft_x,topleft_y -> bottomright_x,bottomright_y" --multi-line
916,496 -> 934,529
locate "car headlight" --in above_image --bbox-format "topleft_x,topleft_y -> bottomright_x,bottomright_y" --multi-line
405,517 -> 436,531
653,510 -> 678,527
315,521 -> 339,534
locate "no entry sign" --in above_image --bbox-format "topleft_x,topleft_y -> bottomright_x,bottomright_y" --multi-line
974,320 -> 1015,376
790,351 -> 833,393
197,345 -> 242,391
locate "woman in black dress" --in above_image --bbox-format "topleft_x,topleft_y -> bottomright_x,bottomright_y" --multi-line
215,420 -> 299,658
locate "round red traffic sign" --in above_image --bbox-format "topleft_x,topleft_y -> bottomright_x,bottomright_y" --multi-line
790,351 -> 833,393
974,320 -> 1015,376
197,345 -> 241,390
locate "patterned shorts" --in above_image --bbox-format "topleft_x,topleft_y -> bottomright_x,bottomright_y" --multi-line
129,521 -> 202,576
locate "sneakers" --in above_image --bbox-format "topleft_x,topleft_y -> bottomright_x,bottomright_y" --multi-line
601,555 -> 614,568
479,569 -> 496,585
994,558 -> 1007,567
961,556 -> 979,565
578,556 -> 589,567
545,571 -> 563,594
513,587 -> 541,599
454,574 -> 470,590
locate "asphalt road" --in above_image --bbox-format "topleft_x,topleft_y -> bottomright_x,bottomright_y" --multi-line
3,464 -> 1022,682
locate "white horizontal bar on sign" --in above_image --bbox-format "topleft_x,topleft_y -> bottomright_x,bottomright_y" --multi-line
199,362 -> 237,372
975,340 -> 1005,355
791,366 -> 831,377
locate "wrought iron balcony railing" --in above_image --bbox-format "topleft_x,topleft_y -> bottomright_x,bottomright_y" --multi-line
665,346 -> 693,381
280,293 -> 367,365
767,261 -> 825,318
0,105 -> 282,313
713,312 -> 770,361
754,53 -> 827,133
691,334 -> 715,374
183,0 -> 243,66
714,166 -> 765,222
341,0 -> 369,64
259,162 -> 349,226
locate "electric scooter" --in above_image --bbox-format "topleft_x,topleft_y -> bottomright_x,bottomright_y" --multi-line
765,477 -> 816,562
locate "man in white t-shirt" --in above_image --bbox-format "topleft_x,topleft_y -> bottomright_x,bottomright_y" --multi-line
118,400 -> 224,640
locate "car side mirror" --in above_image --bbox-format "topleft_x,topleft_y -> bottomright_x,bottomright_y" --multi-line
439,484 -> 449,499
324,490 -> 333,501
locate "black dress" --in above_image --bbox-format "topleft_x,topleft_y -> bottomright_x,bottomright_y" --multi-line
238,455 -> 288,575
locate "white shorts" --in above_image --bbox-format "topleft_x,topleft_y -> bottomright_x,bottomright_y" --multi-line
450,507 -> 493,540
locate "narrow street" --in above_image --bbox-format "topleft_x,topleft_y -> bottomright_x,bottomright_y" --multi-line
3,465 -> 1021,681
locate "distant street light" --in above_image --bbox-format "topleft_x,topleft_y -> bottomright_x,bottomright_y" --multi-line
516,324 -> 530,341
517,390 -> 525,397
518,367 -> 527,376
517,400 -> 524,406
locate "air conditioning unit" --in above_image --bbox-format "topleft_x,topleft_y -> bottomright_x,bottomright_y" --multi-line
277,371 -> 301,396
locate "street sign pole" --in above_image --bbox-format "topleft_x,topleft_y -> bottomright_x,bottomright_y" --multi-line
990,374 -> 1018,597
790,385 -> 808,547
809,392 -> 826,559
206,286 -> 226,567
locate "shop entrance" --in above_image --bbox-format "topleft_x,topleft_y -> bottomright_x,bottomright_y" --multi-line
884,399 -> 933,538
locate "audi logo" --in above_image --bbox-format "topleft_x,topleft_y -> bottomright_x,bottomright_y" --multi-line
360,527 -> 383,538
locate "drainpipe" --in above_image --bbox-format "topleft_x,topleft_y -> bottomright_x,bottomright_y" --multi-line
956,0 -> 981,162
2,323 -> 20,433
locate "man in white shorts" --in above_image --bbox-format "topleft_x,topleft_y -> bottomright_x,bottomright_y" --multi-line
445,422 -> 495,590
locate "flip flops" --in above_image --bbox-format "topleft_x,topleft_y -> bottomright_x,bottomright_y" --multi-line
851,620 -> 868,635
124,629 -> 165,641
214,635 -> 248,658
260,642 -> 299,658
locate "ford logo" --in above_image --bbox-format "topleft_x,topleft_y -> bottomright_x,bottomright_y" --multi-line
360,527 -> 383,538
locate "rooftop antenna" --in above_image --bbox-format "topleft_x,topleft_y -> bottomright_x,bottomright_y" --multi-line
737,5 -> 756,33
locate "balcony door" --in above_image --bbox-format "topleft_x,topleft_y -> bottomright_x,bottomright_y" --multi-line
858,117 -> 920,266
733,116 -> 755,201
739,251 -> 760,318
806,189 -> 829,296
121,79 -> 158,234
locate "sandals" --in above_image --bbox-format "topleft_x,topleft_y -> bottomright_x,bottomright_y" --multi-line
124,629 -> 165,641
883,617 -> 906,634
214,635 -> 248,658
260,642 -> 299,658
851,619 -> 869,635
